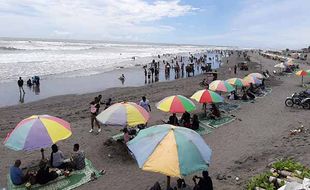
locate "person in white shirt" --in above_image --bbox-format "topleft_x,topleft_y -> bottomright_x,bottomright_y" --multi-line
139,96 -> 151,112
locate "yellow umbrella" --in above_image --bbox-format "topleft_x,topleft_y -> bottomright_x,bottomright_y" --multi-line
96,102 -> 149,127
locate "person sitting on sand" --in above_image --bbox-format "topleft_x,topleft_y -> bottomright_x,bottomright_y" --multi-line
209,104 -> 221,119
50,144 -> 68,169
69,143 -> 85,170
191,114 -> 200,130
122,128 -> 133,143
36,159 -> 58,185
193,171 -> 213,190
246,89 -> 256,100
168,113 -> 179,126
228,91 -> 239,100
260,79 -> 266,90
10,160 -> 30,185
180,111 -> 190,128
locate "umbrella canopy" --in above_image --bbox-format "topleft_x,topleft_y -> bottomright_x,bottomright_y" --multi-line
128,124 -> 212,178
226,78 -> 249,87
248,73 -> 265,79
96,102 -> 149,127
243,75 -> 262,85
156,95 -> 196,113
209,80 -> 235,92
274,63 -> 287,69
4,115 -> 71,151
284,59 -> 294,66
295,70 -> 309,77
191,89 -> 224,104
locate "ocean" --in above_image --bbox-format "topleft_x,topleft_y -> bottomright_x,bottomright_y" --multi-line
0,38 -> 216,83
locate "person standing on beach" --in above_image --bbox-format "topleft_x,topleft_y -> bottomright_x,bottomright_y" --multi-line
144,68 -> 147,79
234,65 -> 237,74
89,97 -> 101,133
139,96 -> 151,112
17,77 -> 25,94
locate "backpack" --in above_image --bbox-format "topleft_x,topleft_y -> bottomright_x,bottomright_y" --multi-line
90,104 -> 97,113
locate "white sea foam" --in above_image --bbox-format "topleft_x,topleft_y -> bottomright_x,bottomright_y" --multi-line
0,39 -> 228,83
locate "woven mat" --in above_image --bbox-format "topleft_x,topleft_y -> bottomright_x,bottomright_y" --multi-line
218,102 -> 240,113
199,115 -> 235,128
7,159 -> 102,190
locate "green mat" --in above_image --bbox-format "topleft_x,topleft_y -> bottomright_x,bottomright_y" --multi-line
7,159 -> 102,190
112,132 -> 124,141
196,123 -> 213,135
111,128 -> 140,141
218,102 -> 240,113
199,115 -> 235,128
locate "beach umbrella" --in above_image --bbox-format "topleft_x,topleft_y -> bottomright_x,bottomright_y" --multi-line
295,70 -> 309,85
128,124 -> 212,188
226,78 -> 249,87
209,80 -> 235,93
96,102 -> 149,127
191,89 -> 224,104
284,59 -> 294,66
3,115 -> 71,151
274,63 -> 286,69
243,75 -> 262,85
248,73 -> 265,79
156,95 -> 196,113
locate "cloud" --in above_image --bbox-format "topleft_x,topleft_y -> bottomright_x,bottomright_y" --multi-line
0,0 -> 195,41
231,0 -> 310,48
191,0 -> 310,49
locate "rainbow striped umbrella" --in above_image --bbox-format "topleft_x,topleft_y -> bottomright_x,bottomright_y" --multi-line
156,95 -> 196,113
128,124 -> 212,178
243,75 -> 262,85
248,73 -> 265,79
296,70 -> 309,76
296,70 -> 310,85
226,78 -> 249,87
4,115 -> 71,151
96,102 -> 149,127
191,89 -> 223,104
209,80 -> 235,92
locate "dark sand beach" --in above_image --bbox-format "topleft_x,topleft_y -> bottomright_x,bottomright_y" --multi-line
0,52 -> 309,189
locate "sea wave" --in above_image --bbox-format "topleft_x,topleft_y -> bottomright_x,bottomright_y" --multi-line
0,46 -> 23,51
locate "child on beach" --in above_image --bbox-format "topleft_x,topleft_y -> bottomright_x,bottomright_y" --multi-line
139,96 -> 151,112
90,97 -> 101,133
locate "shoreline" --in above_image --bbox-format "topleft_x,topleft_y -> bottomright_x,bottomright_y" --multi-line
0,52 -> 223,108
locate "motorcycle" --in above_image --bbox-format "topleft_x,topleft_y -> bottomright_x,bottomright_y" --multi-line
285,91 -> 310,109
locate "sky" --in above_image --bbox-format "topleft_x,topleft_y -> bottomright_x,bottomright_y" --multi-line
0,0 -> 310,49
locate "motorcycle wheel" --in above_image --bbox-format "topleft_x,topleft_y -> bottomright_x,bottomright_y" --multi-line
285,98 -> 294,107
302,102 -> 310,109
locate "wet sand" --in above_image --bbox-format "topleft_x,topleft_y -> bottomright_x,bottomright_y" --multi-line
0,53 -> 221,107
0,52 -> 309,190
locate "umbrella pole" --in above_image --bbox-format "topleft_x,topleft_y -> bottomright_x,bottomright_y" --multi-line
302,76 -> 304,86
167,176 -> 171,190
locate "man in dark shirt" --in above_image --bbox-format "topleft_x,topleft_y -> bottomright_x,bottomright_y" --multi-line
17,77 -> 25,94
193,171 -> 213,190
36,159 -> 58,184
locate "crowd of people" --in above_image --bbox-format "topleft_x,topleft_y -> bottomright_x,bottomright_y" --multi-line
10,143 -> 88,186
